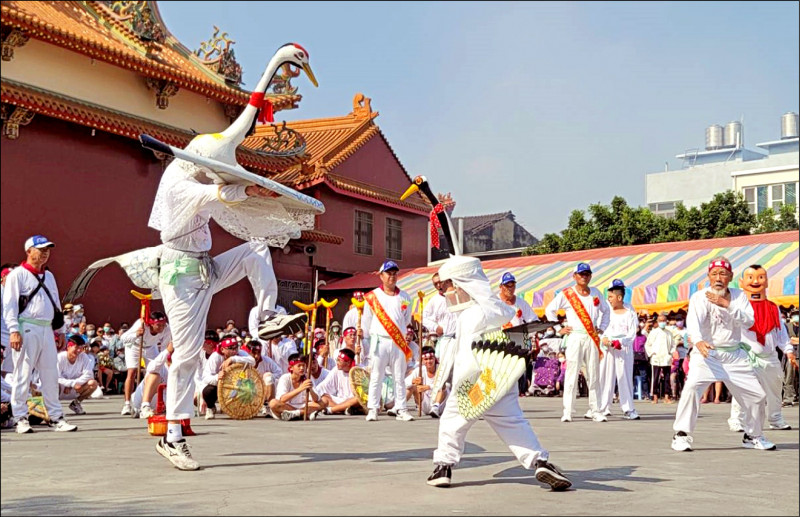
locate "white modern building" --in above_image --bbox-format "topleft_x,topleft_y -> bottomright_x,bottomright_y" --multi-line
645,112 -> 799,218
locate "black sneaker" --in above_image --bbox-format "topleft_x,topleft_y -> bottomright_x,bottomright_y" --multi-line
534,459 -> 571,491
427,465 -> 452,487
258,313 -> 307,340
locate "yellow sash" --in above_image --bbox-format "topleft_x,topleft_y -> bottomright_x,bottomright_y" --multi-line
563,287 -> 603,360
364,290 -> 413,361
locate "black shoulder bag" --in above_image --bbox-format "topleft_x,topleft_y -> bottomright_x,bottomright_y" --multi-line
17,269 -> 65,330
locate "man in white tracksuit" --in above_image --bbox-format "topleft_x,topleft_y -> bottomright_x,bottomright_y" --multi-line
727,265 -> 797,432
545,262 -> 610,423
2,235 -> 77,433
597,279 -> 639,420
671,257 -> 774,452
422,272 -> 457,360
361,260 -> 414,422
120,312 -> 170,416
426,254 -> 571,491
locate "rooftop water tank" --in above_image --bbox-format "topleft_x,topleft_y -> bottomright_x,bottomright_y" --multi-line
723,121 -> 743,149
705,125 -> 724,150
781,112 -> 798,139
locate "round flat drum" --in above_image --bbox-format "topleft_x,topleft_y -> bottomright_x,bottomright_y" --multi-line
349,366 -> 370,412
218,363 -> 266,420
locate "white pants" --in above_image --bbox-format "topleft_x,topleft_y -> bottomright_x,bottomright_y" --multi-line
160,243 -> 277,421
433,385 -> 548,467
367,335 -> 408,411
598,345 -> 635,414
673,349 -> 766,437
729,357 -> 785,427
10,323 -> 63,421
562,332 -> 600,417
131,374 -> 162,410
124,344 -> 159,370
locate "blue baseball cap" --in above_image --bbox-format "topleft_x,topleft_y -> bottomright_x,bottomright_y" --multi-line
574,262 -> 592,275
501,272 -> 516,285
24,235 -> 55,251
608,278 -> 625,290
378,260 -> 399,273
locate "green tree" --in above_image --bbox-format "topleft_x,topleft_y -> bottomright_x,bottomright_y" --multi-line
753,204 -> 799,234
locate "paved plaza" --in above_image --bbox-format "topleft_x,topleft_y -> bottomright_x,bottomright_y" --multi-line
1,396 -> 798,516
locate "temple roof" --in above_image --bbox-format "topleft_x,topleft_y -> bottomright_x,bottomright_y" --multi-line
0,1 -> 300,109
455,211 -> 515,233
245,93 -> 430,214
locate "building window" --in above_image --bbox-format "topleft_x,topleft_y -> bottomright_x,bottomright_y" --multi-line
743,182 -> 799,214
386,217 -> 403,260
354,210 -> 373,255
648,201 -> 677,218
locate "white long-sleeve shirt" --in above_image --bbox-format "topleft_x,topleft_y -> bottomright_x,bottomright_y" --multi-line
121,319 -> 171,351
313,367 -> 354,400
645,327 -> 675,366
2,266 -> 64,333
255,355 -> 284,379
687,287 -> 754,349
602,304 -> 638,349
200,350 -> 255,387
740,302 -> 795,358
361,287 -> 412,340
57,351 -> 94,388
422,294 -> 457,337
503,296 -> 540,327
545,286 -> 610,334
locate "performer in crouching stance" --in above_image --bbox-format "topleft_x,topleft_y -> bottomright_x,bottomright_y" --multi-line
426,254 -> 571,491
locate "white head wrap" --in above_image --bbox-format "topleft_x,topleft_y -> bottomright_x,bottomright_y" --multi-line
438,255 -> 514,329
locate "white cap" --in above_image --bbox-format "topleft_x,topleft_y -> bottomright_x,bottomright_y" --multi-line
24,235 -> 55,251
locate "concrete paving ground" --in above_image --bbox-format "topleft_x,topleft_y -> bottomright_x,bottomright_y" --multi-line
1,395 -> 798,516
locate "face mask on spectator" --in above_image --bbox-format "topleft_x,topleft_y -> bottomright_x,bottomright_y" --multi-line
558,357 -> 565,363
544,330 -> 555,338
87,330 -> 96,337
658,322 -> 667,329
103,326 -> 111,332
793,315 -> 799,324
676,321 -> 685,329
71,326 -> 80,333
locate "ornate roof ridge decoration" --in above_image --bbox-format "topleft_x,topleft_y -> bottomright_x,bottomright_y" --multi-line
436,192 -> 456,214
194,25 -> 242,86
0,77 -> 304,173
102,1 -> 164,53
1,25 -> 29,61
249,121 -> 307,158
0,1 -> 301,109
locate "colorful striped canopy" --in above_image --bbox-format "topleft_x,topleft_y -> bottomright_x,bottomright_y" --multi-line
390,231 -> 799,316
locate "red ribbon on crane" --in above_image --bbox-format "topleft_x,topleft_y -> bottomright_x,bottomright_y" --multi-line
429,204 -> 445,249
248,92 -> 274,124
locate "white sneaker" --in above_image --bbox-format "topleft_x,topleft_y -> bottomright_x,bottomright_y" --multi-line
365,409 -> 378,422
15,417 -> 33,434
430,405 -> 441,419
591,412 -> 608,422
156,438 -> 200,470
623,410 -> 640,420
386,408 -> 398,417
583,410 -> 594,420
309,410 -> 322,421
204,408 -> 215,420
671,433 -> 693,451
561,413 -> 572,423
396,409 -> 415,422
742,434 -> 777,451
53,417 -> 78,432
69,400 -> 86,415
602,409 -> 612,417
120,403 -> 132,416
140,406 -> 155,419
728,420 -> 745,433
281,409 -> 302,421
258,406 -> 269,417
769,420 -> 792,431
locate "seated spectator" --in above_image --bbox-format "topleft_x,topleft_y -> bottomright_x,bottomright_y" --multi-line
96,345 -> 115,392
315,339 -> 335,371
134,342 -> 174,419
112,347 -> 127,394
199,335 -> 255,420
120,311 -> 170,416
316,348 -> 364,415
194,331 -> 220,415
555,351 -> 567,395
57,336 -> 98,415
269,353 -> 326,421
242,340 -> 282,416
86,341 -> 100,384
405,346 -> 448,418
304,352 -> 330,388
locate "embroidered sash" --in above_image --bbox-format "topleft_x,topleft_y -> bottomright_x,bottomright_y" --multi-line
364,290 -> 413,361
564,287 -> 603,360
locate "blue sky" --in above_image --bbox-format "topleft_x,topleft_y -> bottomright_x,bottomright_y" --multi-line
157,1 -> 799,236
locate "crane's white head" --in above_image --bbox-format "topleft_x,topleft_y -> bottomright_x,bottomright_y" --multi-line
275,42 -> 318,87
400,175 -> 428,201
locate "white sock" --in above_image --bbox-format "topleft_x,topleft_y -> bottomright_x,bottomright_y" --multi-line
141,402 -> 151,409
123,401 -> 131,406
166,423 -> 183,443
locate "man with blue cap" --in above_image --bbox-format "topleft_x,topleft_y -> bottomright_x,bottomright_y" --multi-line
598,279 -> 640,420
545,262 -> 610,422
499,272 -> 539,328
360,260 -> 415,422
2,235 -> 78,434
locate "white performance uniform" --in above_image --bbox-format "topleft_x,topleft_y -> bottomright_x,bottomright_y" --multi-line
1,285 -> 13,374
56,351 -> 94,401
314,367 -> 355,405
505,296 -> 539,326
121,319 -> 171,369
132,349 -> 172,410
1,376 -> 11,403
405,367 -> 446,415
150,177 -> 281,421
423,293 -> 457,359
433,256 -> 549,468
200,351 -> 255,388
255,355 -> 283,387
545,287 -> 610,419
276,373 -> 311,409
729,302 -> 795,429
598,304 -> 638,414
673,287 -> 766,438
361,287 -> 413,412
311,368 -> 330,388
2,266 -> 65,422
342,306 -> 371,368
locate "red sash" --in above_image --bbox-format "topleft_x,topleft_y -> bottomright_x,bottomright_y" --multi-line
564,287 -> 603,360
749,299 -> 780,345
365,290 -> 413,361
